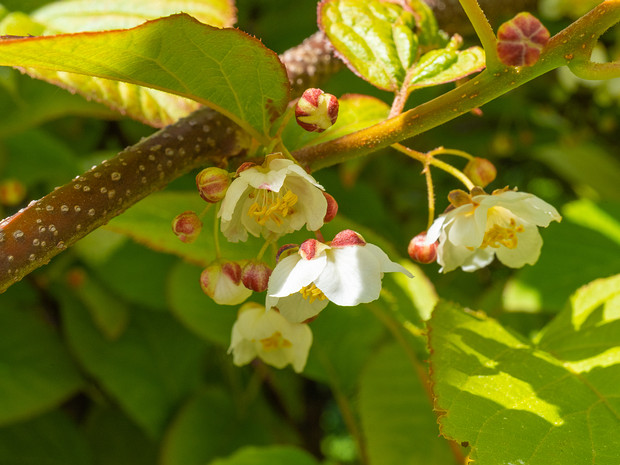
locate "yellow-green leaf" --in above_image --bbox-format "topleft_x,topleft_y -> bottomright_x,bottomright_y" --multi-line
0,14 -> 289,138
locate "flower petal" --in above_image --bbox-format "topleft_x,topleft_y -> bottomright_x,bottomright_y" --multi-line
460,248 -> 495,272
495,222 -> 543,268
274,291 -> 329,323
448,204 -> 486,247
314,246 -> 382,305
268,254 -> 326,298
363,243 -> 413,276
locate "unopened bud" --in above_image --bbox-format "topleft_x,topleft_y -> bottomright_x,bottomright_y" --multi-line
497,12 -> 550,67
276,244 -> 299,262
323,192 -> 338,223
295,88 -> 339,132
0,179 -> 26,206
172,211 -> 202,243
200,260 -> 252,305
331,229 -> 366,248
464,157 -> 496,187
241,260 -> 272,292
408,231 -> 438,264
196,167 -> 231,203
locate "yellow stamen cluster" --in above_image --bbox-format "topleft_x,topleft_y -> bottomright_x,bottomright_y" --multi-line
481,218 -> 524,249
248,188 -> 298,226
299,283 -> 328,303
259,331 -> 292,351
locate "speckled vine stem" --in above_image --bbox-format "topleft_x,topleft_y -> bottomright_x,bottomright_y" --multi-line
0,32 -> 339,293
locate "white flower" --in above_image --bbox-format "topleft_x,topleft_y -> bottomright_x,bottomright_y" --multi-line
200,260 -> 252,305
266,230 -> 413,323
427,188 -> 561,272
228,302 -> 312,373
218,153 -> 327,242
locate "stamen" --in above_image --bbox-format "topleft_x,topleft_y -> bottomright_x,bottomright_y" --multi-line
247,188 -> 298,225
481,218 -> 525,249
299,283 -> 328,303
259,331 -> 292,351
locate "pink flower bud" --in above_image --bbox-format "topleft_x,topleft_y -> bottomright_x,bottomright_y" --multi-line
408,231 -> 438,264
464,157 -> 497,187
0,179 -> 26,206
241,260 -> 272,292
295,88 -> 339,133
172,211 -> 202,243
331,229 -> 366,248
200,260 -> 252,305
323,192 -> 338,223
196,167 -> 231,203
497,12 -> 550,67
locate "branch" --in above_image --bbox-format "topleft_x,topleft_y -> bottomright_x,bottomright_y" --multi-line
0,30 -> 342,293
293,0 -> 620,170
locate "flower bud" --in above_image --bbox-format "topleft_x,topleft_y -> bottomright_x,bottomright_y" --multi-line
323,192 -> 338,223
408,231 -> 438,264
0,179 -> 26,206
172,211 -> 202,243
196,167 -> 231,203
464,157 -> 497,187
497,12 -> 550,67
276,244 -> 299,262
200,260 -> 252,305
295,88 -> 339,133
241,260 -> 272,292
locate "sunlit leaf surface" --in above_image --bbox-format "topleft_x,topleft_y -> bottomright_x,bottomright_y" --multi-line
429,290 -> 620,465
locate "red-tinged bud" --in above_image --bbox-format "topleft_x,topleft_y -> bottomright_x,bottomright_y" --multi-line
0,179 -> 26,206
408,232 -> 438,264
497,12 -> 550,67
295,88 -> 339,133
464,157 -> 497,188
323,192 -> 338,223
331,229 -> 366,248
196,167 -> 231,203
172,211 -> 203,243
200,260 -> 252,305
235,162 -> 256,176
241,260 -> 272,292
276,243 -> 299,262
299,238 -> 326,260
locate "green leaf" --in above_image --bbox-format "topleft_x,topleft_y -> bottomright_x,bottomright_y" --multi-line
0,0 -> 236,128
69,269 -> 130,340
318,0 -> 481,94
161,388 -> 276,465
0,305 -> 82,426
0,72 -> 114,139
32,0 -> 236,32
167,261 -> 238,347
534,142 -> 620,201
408,40 -> 485,90
429,296 -> 620,465
85,406 -> 158,465
58,289 -> 206,438
319,0 -> 420,91
359,344 -> 454,465
0,411 -> 94,465
304,303 -> 385,393
0,14 -> 289,138
105,191 -> 262,266
207,446 -> 320,465
281,93 -> 390,152
503,200 -> 620,312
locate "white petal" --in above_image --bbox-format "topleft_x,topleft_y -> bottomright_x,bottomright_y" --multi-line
285,176 -> 327,231
212,277 -> 252,305
219,178 -> 250,221
268,254 -> 326,298
436,232 -> 480,273
363,243 -> 413,276
495,223 -> 543,268
449,204 -> 486,247
275,291 -> 329,323
460,248 -> 495,272
283,163 -> 325,190
314,246 -> 382,305
427,216 -> 446,242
